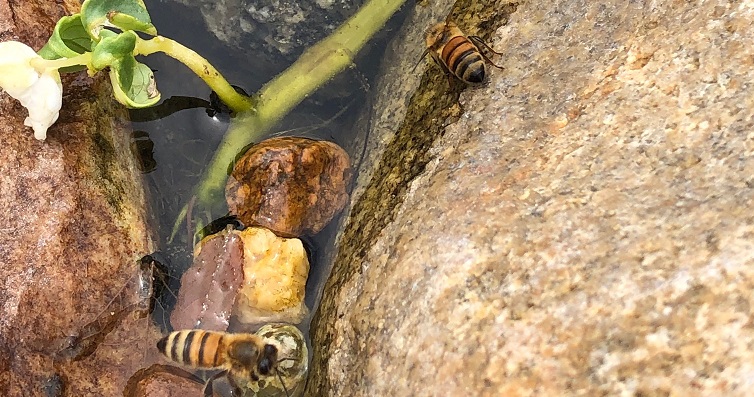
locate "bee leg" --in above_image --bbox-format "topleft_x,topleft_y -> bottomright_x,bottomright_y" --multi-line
226,375 -> 244,396
468,35 -> 504,56
427,53 -> 458,85
203,370 -> 228,397
468,36 -> 505,70
276,370 -> 291,397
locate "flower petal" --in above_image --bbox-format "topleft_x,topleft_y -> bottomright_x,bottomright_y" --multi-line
0,41 -> 64,140
0,41 -> 39,98
18,71 -> 63,140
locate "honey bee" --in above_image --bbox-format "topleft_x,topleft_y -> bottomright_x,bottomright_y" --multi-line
157,329 -> 289,396
420,21 -> 504,84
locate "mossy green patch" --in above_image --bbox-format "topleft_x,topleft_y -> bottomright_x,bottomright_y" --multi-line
92,131 -> 127,213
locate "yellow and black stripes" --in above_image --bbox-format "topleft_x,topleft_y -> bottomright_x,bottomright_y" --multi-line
423,21 -> 503,85
440,35 -> 486,83
157,329 -> 225,368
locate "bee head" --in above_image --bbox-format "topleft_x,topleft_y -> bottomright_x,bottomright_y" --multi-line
257,344 -> 278,375
425,22 -> 448,48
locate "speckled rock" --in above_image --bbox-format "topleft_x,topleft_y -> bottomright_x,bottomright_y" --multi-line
309,0 -> 754,395
0,1 -> 158,395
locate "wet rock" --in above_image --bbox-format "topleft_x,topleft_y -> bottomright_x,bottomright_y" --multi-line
226,136 -> 352,237
171,227 -> 244,331
309,0 -> 754,395
51,312 -> 165,397
172,225 -> 309,330
0,1 -> 157,395
234,227 -> 309,326
124,364 -> 208,397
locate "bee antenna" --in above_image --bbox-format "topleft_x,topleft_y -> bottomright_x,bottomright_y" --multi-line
412,47 -> 433,72
273,357 -> 300,397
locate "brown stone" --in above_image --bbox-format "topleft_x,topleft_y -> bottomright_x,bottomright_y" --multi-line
171,226 -> 309,331
226,136 -> 352,237
0,1 -> 157,395
308,0 -> 754,395
124,364 -> 209,397
171,227 -> 244,331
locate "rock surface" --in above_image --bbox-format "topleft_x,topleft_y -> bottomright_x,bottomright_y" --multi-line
0,1 -> 159,395
124,364 -> 208,397
226,137 -> 352,237
309,0 -> 754,395
172,226 -> 309,331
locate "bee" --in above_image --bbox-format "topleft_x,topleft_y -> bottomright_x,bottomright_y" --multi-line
420,21 -> 504,84
157,329 -> 289,397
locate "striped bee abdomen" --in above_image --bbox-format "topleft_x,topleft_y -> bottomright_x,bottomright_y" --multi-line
440,36 -> 485,84
157,330 -> 224,368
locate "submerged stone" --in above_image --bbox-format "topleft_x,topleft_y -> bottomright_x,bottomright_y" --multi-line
226,136 -> 352,237
234,227 -> 309,326
171,226 -> 244,331
124,364 -> 209,397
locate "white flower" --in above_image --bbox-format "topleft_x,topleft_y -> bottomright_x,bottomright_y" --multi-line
0,41 -> 63,140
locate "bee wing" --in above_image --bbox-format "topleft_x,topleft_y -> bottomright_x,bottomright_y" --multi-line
203,369 -> 228,397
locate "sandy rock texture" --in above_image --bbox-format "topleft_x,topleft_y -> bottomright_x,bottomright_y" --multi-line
309,0 -> 754,395
234,227 -> 310,326
0,1 -> 160,395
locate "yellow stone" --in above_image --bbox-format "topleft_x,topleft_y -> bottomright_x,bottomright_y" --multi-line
234,227 -> 309,325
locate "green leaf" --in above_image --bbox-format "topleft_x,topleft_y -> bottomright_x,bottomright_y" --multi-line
81,0 -> 156,41
108,55 -> 161,108
90,31 -> 161,106
38,14 -> 94,60
90,30 -> 137,70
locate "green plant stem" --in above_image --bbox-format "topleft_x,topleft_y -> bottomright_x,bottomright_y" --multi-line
135,36 -> 254,113
30,52 -> 92,72
194,0 -> 407,208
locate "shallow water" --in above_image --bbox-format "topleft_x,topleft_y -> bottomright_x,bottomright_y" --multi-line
131,0 -> 409,376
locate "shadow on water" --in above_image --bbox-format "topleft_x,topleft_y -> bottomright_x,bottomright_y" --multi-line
130,0 -> 411,381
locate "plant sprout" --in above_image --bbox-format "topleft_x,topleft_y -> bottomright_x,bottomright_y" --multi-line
0,0 -> 407,237
0,0 -> 251,141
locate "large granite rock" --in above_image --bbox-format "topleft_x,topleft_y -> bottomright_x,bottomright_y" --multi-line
309,0 -> 754,395
0,1 -> 160,395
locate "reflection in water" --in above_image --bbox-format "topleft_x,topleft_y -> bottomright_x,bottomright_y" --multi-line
128,96 -> 212,123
